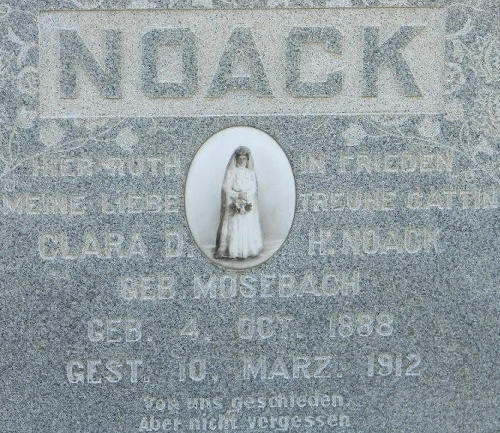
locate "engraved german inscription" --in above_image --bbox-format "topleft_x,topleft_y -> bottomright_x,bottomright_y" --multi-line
2,2 -> 496,433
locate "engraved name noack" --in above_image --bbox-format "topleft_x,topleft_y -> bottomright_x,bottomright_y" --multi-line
39,8 -> 445,116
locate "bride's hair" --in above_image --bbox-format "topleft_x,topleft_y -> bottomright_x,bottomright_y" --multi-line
231,146 -> 254,169
234,146 -> 251,158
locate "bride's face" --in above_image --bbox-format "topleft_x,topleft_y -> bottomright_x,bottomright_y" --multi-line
236,154 -> 248,167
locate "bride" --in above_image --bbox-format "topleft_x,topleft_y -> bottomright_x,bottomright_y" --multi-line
214,146 -> 263,260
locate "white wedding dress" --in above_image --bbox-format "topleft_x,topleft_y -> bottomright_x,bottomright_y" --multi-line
215,166 -> 263,259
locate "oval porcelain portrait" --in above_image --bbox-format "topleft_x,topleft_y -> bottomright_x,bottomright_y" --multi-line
185,126 -> 296,269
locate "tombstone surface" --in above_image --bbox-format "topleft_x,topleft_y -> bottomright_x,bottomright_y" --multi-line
1,0 -> 498,432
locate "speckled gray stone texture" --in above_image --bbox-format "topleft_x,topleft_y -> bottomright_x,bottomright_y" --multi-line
0,1 -> 498,433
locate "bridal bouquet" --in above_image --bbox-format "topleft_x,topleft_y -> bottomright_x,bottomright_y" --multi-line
230,198 -> 252,214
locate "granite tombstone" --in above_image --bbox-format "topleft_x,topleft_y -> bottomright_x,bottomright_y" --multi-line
0,0 -> 498,432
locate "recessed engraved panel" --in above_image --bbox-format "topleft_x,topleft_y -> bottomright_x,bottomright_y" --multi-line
39,8 -> 445,117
